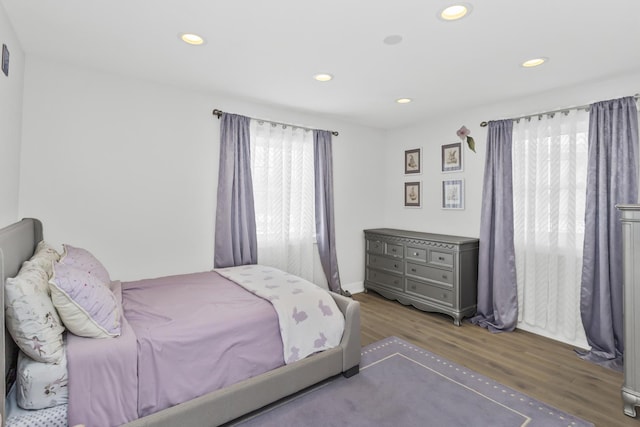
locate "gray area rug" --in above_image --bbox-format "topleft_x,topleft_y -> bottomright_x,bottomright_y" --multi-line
230,336 -> 593,426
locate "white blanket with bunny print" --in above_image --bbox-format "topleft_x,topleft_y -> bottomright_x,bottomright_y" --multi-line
215,265 -> 345,364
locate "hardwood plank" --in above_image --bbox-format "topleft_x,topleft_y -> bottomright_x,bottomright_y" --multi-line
354,291 -> 639,427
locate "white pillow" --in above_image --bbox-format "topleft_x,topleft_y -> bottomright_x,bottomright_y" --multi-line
28,241 -> 61,278
17,350 -> 68,410
60,244 -> 111,285
5,261 -> 65,363
49,262 -> 121,338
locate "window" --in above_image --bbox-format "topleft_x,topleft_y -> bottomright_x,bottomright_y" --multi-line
250,120 -> 315,281
512,110 -> 589,348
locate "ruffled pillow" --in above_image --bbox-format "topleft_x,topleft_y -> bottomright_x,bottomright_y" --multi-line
49,262 -> 120,338
5,261 -> 65,363
28,241 -> 61,278
60,244 -> 111,286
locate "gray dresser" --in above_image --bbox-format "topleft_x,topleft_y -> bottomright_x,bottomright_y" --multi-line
364,228 -> 479,326
618,204 -> 640,417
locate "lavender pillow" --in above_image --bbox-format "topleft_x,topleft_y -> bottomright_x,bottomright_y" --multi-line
49,262 -> 121,338
60,244 -> 111,285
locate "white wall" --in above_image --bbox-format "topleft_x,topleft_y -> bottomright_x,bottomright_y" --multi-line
16,52 -> 639,294
18,56 -> 386,290
384,72 -> 640,237
0,3 -> 25,227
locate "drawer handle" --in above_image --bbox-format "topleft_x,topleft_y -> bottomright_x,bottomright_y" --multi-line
410,285 -> 416,290
442,274 -> 448,279
438,256 -> 445,261
391,248 -> 397,252
394,280 -> 399,285
413,252 -> 419,256
411,268 -> 417,273
394,264 -> 399,268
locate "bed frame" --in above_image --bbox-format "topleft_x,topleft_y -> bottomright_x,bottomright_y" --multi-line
1,218 -> 361,427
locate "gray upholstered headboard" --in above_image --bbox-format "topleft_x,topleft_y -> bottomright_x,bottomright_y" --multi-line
0,218 -> 43,424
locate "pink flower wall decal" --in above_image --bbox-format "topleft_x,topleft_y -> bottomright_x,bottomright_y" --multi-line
456,125 -> 476,153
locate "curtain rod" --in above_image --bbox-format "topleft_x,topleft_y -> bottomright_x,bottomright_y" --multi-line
212,109 -> 339,136
479,93 -> 640,127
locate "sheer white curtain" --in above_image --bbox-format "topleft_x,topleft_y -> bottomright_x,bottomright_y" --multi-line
512,110 -> 589,348
249,120 -> 315,282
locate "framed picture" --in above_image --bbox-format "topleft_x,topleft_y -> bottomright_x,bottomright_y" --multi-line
404,148 -> 421,174
404,181 -> 421,208
441,142 -> 463,173
1,44 -> 9,77
442,179 -> 464,210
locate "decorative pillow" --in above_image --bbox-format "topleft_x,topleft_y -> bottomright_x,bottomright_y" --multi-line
6,382 -> 68,427
49,262 -> 121,338
28,241 -> 61,278
17,350 -> 68,410
5,261 -> 65,363
60,244 -> 111,285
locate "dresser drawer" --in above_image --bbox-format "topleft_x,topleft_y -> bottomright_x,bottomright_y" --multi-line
406,246 -> 427,262
429,250 -> 454,268
367,239 -> 384,254
385,243 -> 403,257
406,261 -> 454,285
368,255 -> 403,274
366,268 -> 403,290
406,279 -> 453,307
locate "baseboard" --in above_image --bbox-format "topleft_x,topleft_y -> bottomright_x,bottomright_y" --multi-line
342,281 -> 364,295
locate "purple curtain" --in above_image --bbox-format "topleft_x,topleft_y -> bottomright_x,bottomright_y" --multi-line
578,96 -> 639,370
213,113 -> 258,268
470,119 -> 518,332
313,130 -> 343,294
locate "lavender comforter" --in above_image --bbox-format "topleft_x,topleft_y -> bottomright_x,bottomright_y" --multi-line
66,271 -> 285,427
66,281 -> 138,427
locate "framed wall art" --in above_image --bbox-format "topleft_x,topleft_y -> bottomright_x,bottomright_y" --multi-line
442,179 -> 464,210
441,142 -> 463,173
404,148 -> 421,174
404,181 -> 422,208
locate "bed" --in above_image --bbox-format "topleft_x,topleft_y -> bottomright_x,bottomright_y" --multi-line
1,218 -> 361,427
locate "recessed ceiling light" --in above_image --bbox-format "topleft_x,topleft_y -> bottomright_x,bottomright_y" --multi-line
396,98 -> 412,104
439,4 -> 472,21
180,33 -> 205,45
522,57 -> 547,68
314,73 -> 333,82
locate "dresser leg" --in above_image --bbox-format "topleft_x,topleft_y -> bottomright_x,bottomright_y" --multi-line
622,388 -> 640,417
453,315 -> 462,327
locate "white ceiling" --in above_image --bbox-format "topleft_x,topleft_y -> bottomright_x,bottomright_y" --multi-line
3,0 -> 640,130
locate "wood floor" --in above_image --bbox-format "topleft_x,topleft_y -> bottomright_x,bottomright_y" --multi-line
354,291 -> 639,427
